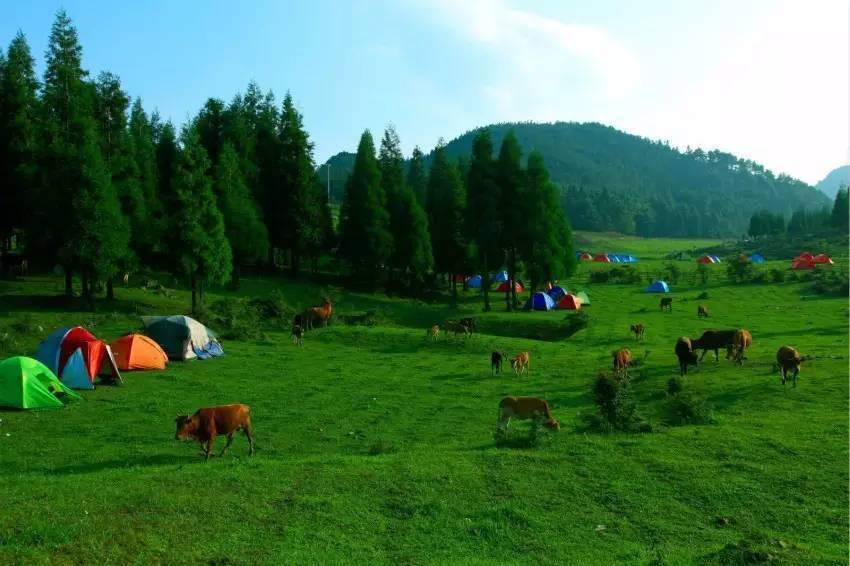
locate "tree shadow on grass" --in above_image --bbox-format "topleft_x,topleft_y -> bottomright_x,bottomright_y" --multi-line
28,453 -> 183,476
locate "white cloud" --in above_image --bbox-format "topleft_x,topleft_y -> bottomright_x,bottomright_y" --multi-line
430,0 -> 640,117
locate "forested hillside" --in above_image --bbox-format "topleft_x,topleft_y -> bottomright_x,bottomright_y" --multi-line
816,165 -> 849,199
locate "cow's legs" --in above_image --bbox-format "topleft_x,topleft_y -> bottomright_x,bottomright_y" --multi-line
699,350 -> 708,362
244,426 -> 255,455
204,438 -> 215,461
713,348 -> 719,362
219,433 -> 235,457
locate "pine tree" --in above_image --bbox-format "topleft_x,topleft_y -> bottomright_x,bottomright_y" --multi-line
128,98 -> 161,258
831,187 -> 849,232
338,130 -> 392,283
427,141 -> 469,307
214,143 -> 268,287
171,126 -> 232,311
466,130 -> 501,311
0,32 -> 38,254
496,131 -> 526,310
156,121 -> 179,213
196,98 -> 226,168
407,146 -> 428,206
380,126 -> 432,286
254,91 -> 281,267
522,150 -> 575,293
278,92 -> 326,274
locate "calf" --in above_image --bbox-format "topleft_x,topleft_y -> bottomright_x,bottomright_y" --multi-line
490,351 -> 504,375
630,323 -> 646,341
776,346 -> 802,387
726,329 -> 752,366
510,352 -> 530,376
290,324 -> 304,346
445,320 -> 471,338
459,317 -> 477,336
175,404 -> 255,461
691,329 -> 737,362
697,305 -> 709,318
612,348 -> 632,377
497,396 -> 559,432
427,324 -> 440,342
674,337 -> 699,376
660,297 -> 673,312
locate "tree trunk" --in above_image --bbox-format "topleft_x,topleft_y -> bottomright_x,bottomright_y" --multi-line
191,273 -> 197,313
106,278 -> 114,300
482,253 -> 491,312
291,251 -> 300,277
64,269 -> 73,297
81,270 -> 90,300
450,276 -> 458,309
231,265 -> 241,290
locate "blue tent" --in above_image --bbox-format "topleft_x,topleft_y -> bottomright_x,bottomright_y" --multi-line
624,255 -> 638,263
492,270 -> 509,283
35,327 -> 72,375
647,280 -> 670,293
710,255 -> 722,263
467,275 -> 483,288
60,349 -> 95,390
750,253 -> 765,264
523,292 -> 556,311
547,286 -> 568,301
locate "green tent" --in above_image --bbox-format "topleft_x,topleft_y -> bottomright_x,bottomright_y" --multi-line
0,356 -> 82,410
575,290 -> 590,306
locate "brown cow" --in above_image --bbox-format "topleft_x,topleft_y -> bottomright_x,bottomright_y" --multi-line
726,329 -> 752,366
675,337 -> 699,375
175,404 -> 255,461
426,324 -> 440,342
630,323 -> 646,340
445,320 -> 471,338
776,346 -> 802,387
304,299 -> 333,330
691,329 -> 737,362
510,352 -> 530,376
612,348 -> 632,376
459,317 -> 477,336
697,305 -> 709,318
497,396 -> 560,432
660,297 -> 673,311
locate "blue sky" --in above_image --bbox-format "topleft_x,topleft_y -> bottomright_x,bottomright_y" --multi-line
1,0 -> 848,184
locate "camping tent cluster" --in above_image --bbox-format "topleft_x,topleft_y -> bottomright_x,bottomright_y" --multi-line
522,286 -> 588,311
458,271 -> 526,293
1,315 -> 221,411
579,252 -> 638,263
696,255 -> 722,265
791,252 -> 833,270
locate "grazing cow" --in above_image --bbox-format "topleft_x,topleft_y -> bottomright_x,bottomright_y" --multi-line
674,337 -> 700,375
445,320 -> 471,338
776,346 -> 802,387
490,351 -> 504,375
497,396 -> 560,432
691,329 -> 737,362
427,324 -> 440,342
612,348 -> 632,376
510,352 -> 530,376
174,404 -> 255,461
726,329 -> 752,366
459,317 -> 477,336
630,323 -> 646,341
660,297 -> 673,312
304,298 -> 333,330
290,324 -> 304,346
697,305 -> 709,318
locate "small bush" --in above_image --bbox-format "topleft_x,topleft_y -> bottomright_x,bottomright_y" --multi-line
579,373 -> 651,433
695,264 -> 711,285
769,268 -> 785,283
663,263 -> 682,285
696,291 -> 710,300
661,382 -> 714,426
197,299 -> 266,341
248,290 -> 295,323
563,310 -> 589,338
811,269 -> 849,296
588,266 -> 642,284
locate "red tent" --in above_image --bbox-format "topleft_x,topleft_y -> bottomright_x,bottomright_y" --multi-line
58,327 -> 101,377
452,274 -> 468,283
496,281 -> 524,293
797,252 -> 814,261
557,294 -> 582,310
593,254 -> 610,263
696,255 -> 715,265
791,258 -> 815,270
812,254 -> 834,265
579,252 -> 593,261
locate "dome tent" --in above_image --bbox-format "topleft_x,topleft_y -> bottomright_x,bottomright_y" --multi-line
812,254 -> 834,265
557,294 -> 582,310
111,334 -> 168,371
791,257 -> 815,270
523,292 -> 556,311
647,281 -> 670,293
492,270 -> 509,283
749,253 -> 766,264
467,275 -> 483,288
593,254 -> 611,263
578,252 -> 593,261
547,286 -> 568,301
142,316 -> 222,360
35,326 -> 121,389
574,290 -> 590,306
696,255 -> 715,265
496,281 -> 524,293
0,356 -> 81,410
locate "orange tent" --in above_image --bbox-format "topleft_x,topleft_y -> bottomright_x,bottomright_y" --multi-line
579,252 -> 593,261
812,254 -> 834,265
110,334 -> 168,371
557,294 -> 582,310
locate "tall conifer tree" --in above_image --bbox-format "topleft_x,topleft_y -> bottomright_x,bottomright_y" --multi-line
466,130 -> 501,311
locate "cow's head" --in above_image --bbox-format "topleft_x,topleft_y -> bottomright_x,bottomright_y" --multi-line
174,414 -> 197,440
544,418 -> 561,431
687,350 -> 699,366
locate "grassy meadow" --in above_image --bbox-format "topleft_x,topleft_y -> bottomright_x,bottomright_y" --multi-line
0,235 -> 847,564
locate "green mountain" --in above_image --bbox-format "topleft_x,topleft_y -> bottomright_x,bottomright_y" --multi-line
319,122 -> 830,237
816,165 -> 850,200
316,151 -> 355,204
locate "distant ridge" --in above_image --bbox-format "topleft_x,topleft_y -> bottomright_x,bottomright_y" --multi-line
816,165 -> 850,199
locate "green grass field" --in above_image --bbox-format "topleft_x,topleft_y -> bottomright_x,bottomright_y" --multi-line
1,235 -> 847,564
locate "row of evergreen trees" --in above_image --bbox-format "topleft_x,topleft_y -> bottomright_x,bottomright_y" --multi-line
0,11 -> 575,311
748,187 -> 848,238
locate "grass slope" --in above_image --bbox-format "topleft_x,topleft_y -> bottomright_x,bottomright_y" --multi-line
0,237 -> 847,564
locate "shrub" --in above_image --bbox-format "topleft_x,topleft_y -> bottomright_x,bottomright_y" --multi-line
563,310 -> 589,338
248,290 -> 295,323
811,269 -> 849,296
726,260 -> 756,283
769,268 -> 786,283
196,299 -> 266,341
661,381 -> 714,426
588,266 -> 642,284
695,263 -> 711,285
579,373 -> 651,433
663,263 -> 682,284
